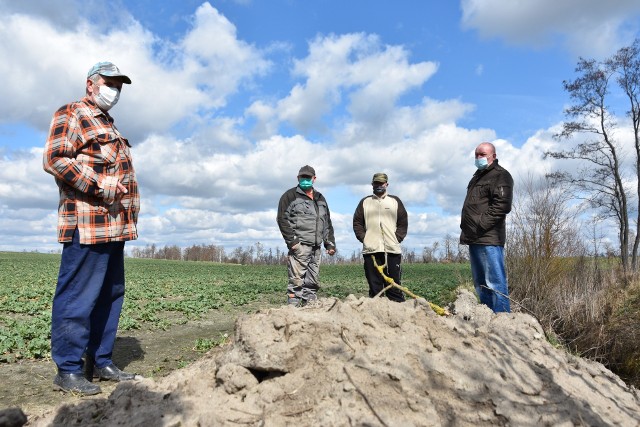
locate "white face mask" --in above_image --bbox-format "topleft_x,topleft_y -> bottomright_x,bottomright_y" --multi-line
94,84 -> 120,111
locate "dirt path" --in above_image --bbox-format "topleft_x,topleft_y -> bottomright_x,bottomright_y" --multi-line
0,304 -> 257,422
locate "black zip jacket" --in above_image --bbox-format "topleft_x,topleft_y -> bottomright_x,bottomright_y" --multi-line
460,160 -> 513,246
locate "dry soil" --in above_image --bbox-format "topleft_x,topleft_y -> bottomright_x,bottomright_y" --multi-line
4,291 -> 640,426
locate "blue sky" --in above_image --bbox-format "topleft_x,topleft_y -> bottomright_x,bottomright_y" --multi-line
1,0 -> 640,257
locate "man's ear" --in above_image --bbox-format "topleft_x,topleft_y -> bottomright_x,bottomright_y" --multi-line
86,79 -> 95,95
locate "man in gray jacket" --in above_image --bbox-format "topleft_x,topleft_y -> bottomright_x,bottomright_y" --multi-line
277,165 -> 336,306
460,142 -> 513,313
353,172 -> 408,302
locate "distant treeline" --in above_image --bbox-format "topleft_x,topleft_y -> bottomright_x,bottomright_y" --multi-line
128,235 -> 470,265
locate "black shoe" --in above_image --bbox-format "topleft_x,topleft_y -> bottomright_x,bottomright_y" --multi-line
53,373 -> 102,395
287,294 -> 302,306
96,364 -> 135,381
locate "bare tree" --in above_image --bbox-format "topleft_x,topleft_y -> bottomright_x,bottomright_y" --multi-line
441,233 -> 460,263
546,56 -> 631,270
455,244 -> 469,263
609,40 -> 640,269
254,242 -> 265,264
506,176 -> 586,320
422,241 -> 439,263
508,177 -> 584,260
401,247 -> 416,263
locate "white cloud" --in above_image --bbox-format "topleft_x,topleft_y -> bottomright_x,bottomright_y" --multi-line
461,0 -> 640,57
255,33 -> 439,135
0,2 -> 269,144
0,147 -> 57,210
2,1 -> 622,256
179,3 -> 271,106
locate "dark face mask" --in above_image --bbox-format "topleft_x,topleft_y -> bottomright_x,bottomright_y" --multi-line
373,185 -> 386,195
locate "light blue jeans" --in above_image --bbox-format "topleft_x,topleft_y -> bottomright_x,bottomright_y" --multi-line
468,244 -> 510,313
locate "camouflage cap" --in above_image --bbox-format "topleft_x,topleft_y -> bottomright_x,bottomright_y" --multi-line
372,173 -> 388,183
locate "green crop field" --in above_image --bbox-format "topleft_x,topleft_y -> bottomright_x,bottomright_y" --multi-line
0,251 -> 472,362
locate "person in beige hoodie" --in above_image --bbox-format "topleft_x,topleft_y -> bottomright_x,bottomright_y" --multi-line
353,173 -> 408,302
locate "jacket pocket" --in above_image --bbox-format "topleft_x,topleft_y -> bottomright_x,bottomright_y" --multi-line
363,231 -> 381,252
472,183 -> 491,201
461,214 -> 479,240
95,133 -> 119,164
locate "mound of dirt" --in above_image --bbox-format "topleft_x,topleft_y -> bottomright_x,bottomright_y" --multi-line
28,291 -> 640,426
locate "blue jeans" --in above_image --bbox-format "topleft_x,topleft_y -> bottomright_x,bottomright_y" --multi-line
51,229 -> 126,373
468,244 -> 510,313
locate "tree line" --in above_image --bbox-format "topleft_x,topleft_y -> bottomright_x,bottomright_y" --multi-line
128,236 -> 470,265
547,38 -> 640,271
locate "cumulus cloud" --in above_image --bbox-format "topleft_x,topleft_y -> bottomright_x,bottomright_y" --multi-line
461,0 -> 640,57
250,33 -> 439,136
0,147 -> 57,210
0,1 -> 617,255
0,1 -> 269,143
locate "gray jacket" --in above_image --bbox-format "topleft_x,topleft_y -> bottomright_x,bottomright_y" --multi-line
277,186 -> 336,250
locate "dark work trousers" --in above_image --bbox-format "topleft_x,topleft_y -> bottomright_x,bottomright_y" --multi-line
363,252 -> 405,302
51,228 -> 126,373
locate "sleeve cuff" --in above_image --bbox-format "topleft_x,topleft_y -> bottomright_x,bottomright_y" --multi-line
98,175 -> 119,205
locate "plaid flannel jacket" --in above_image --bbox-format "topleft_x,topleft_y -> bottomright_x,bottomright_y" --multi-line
43,97 -> 140,244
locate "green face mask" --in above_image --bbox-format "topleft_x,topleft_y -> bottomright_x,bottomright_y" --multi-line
298,178 -> 313,190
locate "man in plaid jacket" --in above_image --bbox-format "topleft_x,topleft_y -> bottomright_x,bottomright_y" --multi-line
43,61 -> 139,395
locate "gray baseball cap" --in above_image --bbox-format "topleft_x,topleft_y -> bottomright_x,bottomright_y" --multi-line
298,165 -> 316,177
87,61 -> 132,84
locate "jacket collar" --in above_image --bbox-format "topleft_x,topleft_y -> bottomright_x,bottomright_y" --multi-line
82,97 -> 114,123
473,158 -> 499,177
296,185 -> 315,199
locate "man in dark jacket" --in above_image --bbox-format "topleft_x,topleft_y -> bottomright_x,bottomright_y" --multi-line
460,142 -> 513,312
277,165 -> 336,306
